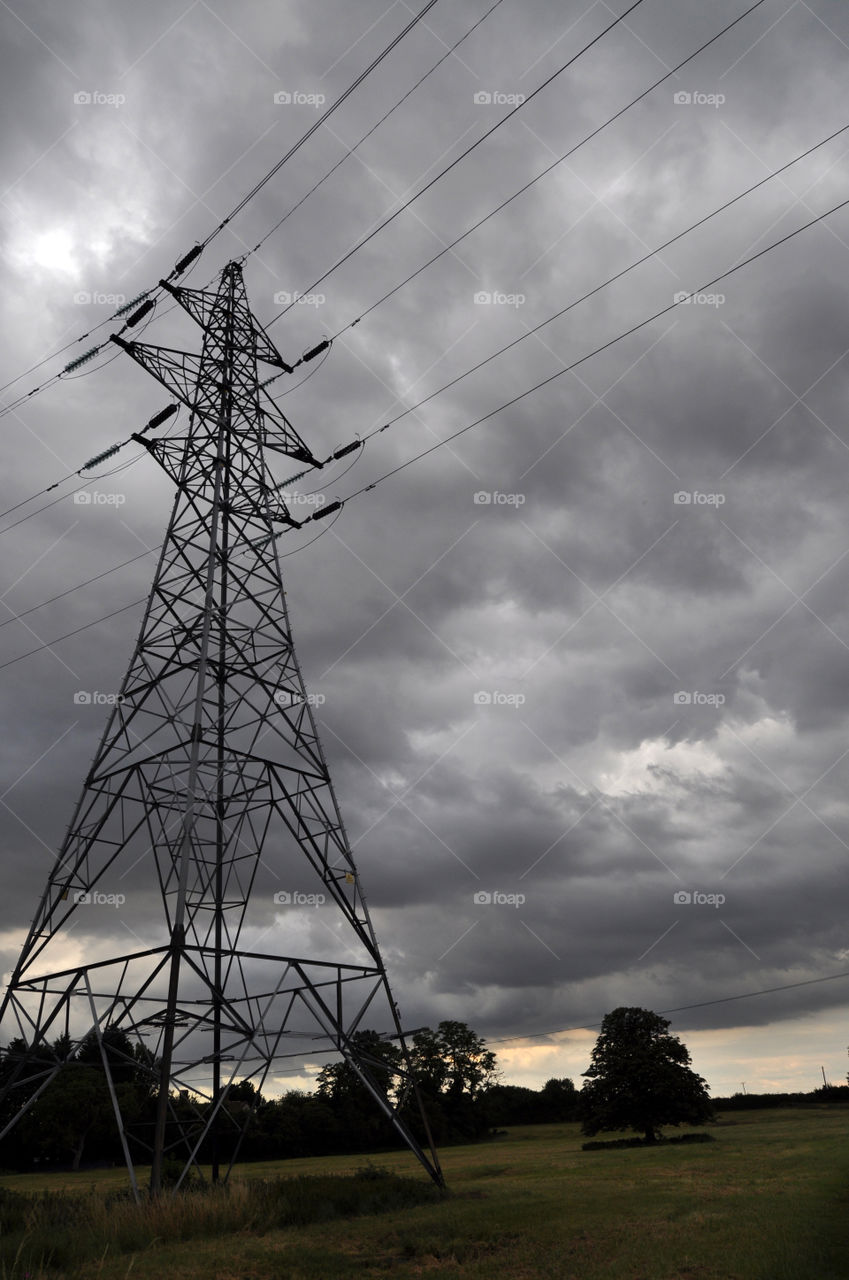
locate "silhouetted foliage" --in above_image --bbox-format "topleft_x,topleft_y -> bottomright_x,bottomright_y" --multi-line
404,1020 -> 499,1142
21,1014 -> 843,1169
580,1007 -> 714,1143
0,1025 -> 158,1170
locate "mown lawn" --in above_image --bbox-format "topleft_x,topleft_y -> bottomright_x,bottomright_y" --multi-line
0,1107 -> 847,1278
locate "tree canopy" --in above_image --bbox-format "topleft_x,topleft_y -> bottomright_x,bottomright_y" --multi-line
0,1018 -> 578,1168
410,1021 -> 498,1101
580,1007 -> 713,1143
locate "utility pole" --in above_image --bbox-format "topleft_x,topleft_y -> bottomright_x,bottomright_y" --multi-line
0,262 -> 443,1195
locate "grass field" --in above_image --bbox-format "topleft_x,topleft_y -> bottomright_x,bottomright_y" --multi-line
0,1107 -> 847,1278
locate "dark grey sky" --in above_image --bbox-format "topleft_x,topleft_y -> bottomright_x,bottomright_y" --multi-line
2,0 -> 849,1095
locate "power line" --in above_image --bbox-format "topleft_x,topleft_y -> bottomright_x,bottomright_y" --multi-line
245,0 -> 509,262
5,189 -> 848,672
0,14 -> 833,651
0,475 -> 135,538
6,0 -> 780,519
326,0 -> 788,345
0,548 -> 159,635
0,404 -> 181,533
487,968 -> 849,1044
0,311 -> 136,401
0,0 -> 445,417
6,0 -> 769,429
4,119 -> 841,549
0,296 -> 163,423
337,191 -> 849,505
0,596 -> 148,672
0,0 -> 772,428
266,0 -> 768,329
348,124 -> 849,442
206,0 -> 443,245
0,0 -> 737,427
265,0 -> 654,327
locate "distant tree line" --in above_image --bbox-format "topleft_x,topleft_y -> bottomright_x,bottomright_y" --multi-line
711,1085 -> 849,1110
0,1019 -> 579,1172
3,1008 -> 844,1172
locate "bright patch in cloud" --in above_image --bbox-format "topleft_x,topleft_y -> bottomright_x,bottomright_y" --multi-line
598,735 -> 726,797
19,227 -> 80,275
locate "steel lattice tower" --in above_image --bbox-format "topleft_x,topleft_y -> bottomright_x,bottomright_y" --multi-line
0,262 -> 443,1195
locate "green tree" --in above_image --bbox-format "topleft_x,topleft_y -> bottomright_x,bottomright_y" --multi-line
480,1083 -> 539,1126
539,1076 -> 579,1122
315,1030 -> 403,1152
316,1030 -> 403,1106
76,1024 -> 137,1085
22,1062 -> 107,1170
226,1079 -> 263,1105
580,1007 -> 713,1143
410,1021 -> 497,1101
1,1025 -> 159,1170
408,1021 -> 498,1142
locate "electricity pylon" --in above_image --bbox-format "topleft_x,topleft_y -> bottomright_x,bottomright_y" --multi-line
0,261 -> 443,1195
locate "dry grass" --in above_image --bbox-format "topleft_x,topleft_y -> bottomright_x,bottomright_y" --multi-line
0,1108 -> 847,1278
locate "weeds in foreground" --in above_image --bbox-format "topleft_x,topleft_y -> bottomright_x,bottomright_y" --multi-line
0,1167 -> 443,1275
